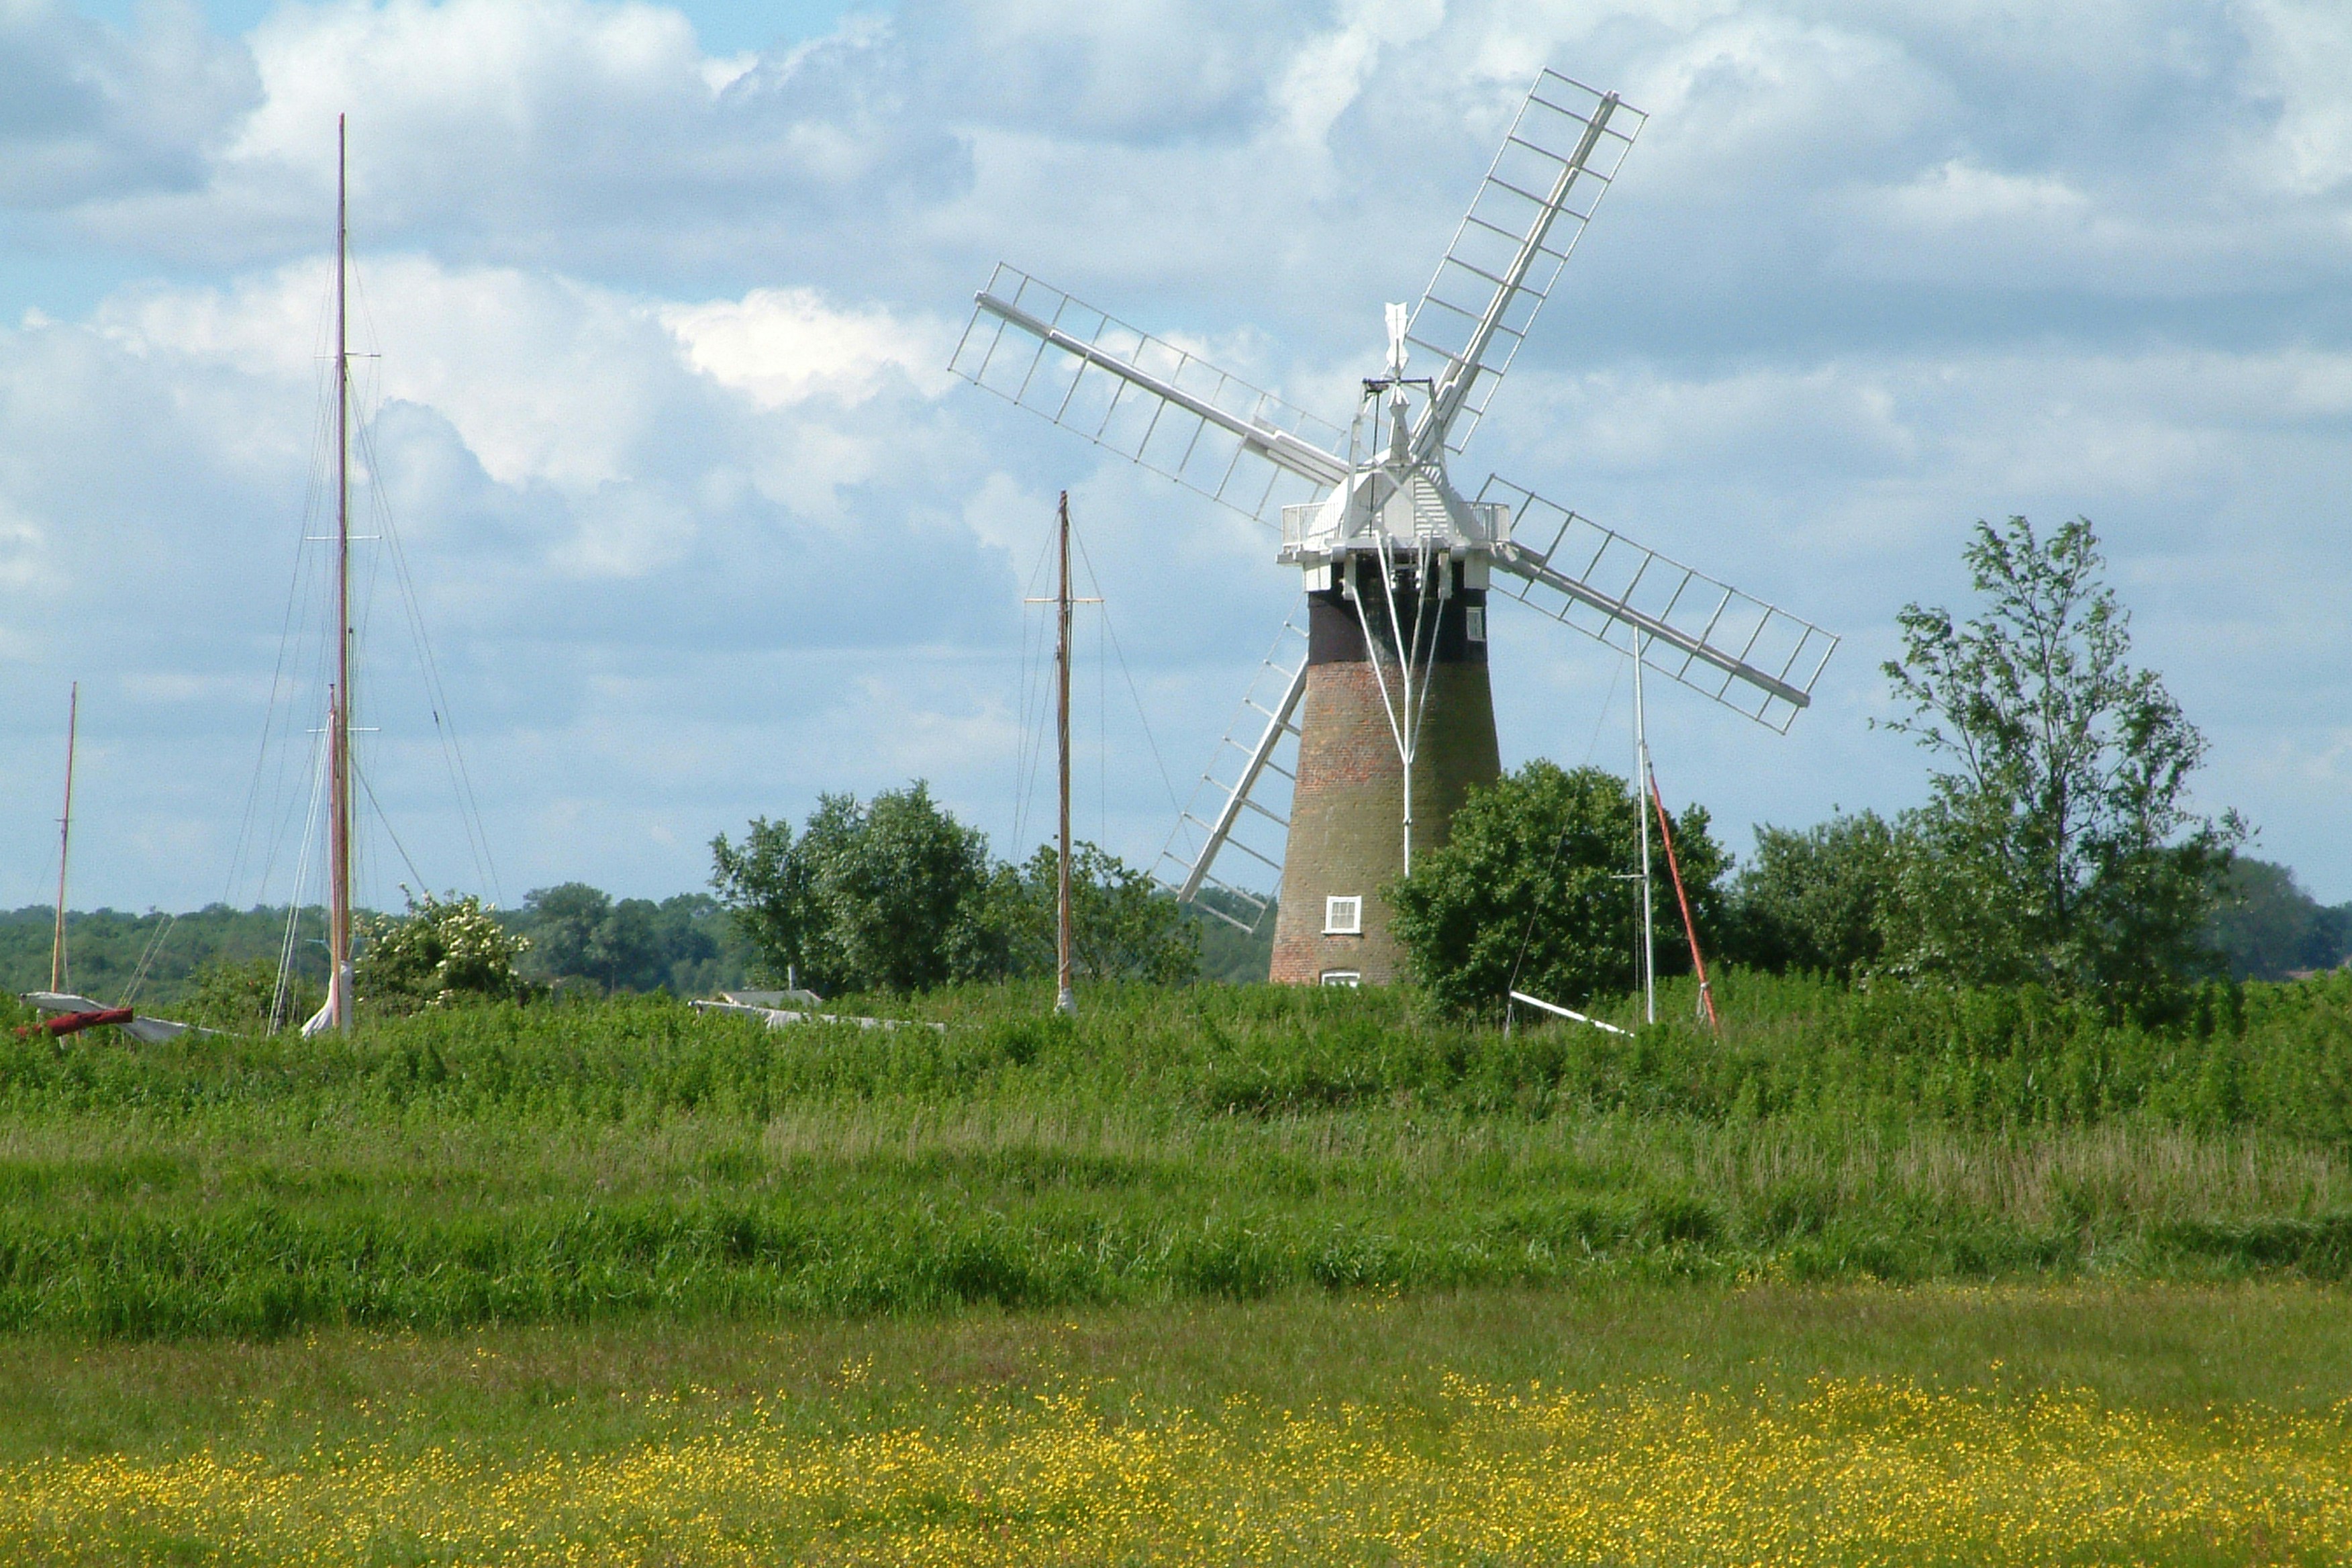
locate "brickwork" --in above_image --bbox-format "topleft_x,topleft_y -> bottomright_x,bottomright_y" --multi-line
1269,658 -> 1502,985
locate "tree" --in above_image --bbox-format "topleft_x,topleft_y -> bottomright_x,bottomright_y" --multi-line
356,891 -> 533,1011
1190,889 -> 1277,985
712,782 -> 996,995
1726,810 -> 1902,979
1389,760 -> 1726,1020
521,883 -> 609,981
983,841 -> 1199,985
1879,516 -> 2239,1008
2206,858 -> 2352,981
516,885 -> 734,995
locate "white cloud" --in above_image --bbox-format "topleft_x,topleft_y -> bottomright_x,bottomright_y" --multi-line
662,287 -> 954,409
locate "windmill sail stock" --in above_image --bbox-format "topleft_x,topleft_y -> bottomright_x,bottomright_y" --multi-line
1408,71 -> 1643,460
952,266 -> 1348,526
1480,479 -> 1839,733
948,66 -> 1837,963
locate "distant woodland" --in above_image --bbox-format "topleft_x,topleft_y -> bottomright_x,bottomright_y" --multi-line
4,849 -> 2333,1011
3,879 -> 1283,1008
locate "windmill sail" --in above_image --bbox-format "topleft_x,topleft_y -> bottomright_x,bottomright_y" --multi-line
1479,476 -> 1838,734
951,265 -> 1349,527
1408,72 -> 1644,458
1153,610 -> 1309,929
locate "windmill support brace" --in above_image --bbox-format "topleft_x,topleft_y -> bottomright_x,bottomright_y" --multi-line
974,292 -> 1351,491
1496,544 -> 1813,711
1176,658 -> 1308,903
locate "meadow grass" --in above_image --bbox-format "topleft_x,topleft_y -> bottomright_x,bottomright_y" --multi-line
0,1282 -> 2346,1564
3,969 -> 2352,1336
6,975 -> 2351,1561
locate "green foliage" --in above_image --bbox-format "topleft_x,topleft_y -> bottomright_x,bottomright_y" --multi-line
179,958 -> 320,1034
0,904 -> 328,1012
1726,811 -> 1901,979
356,891 -> 532,1012
1188,889 -> 1276,985
714,787 -> 1194,994
1880,516 -> 2240,1010
983,841 -> 1199,985
2205,858 -> 2352,981
1391,761 -> 1726,1019
712,783 -> 997,995
513,884 -> 744,995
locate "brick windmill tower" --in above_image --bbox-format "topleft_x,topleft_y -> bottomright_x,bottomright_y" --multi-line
952,70 -> 1837,985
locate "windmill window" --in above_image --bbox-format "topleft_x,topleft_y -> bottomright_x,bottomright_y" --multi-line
1324,895 -> 1363,935
1465,606 -> 1485,642
1320,969 -> 1361,988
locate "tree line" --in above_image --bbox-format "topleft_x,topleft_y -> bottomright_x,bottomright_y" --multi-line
1393,516 -> 2342,1021
709,785 -> 1199,996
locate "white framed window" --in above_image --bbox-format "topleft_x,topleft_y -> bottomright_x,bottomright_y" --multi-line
1465,605 -> 1486,643
1324,894 -> 1363,935
1320,969 -> 1361,988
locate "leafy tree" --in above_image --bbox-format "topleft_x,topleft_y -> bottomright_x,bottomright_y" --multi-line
1390,760 -> 1726,1020
521,883 -> 610,979
712,782 -> 997,995
1879,516 -> 2239,1009
644,893 -> 734,995
983,841 -> 1199,985
516,885 -> 734,995
356,891 -> 533,1011
1726,810 -> 1902,979
2206,858 -> 2352,980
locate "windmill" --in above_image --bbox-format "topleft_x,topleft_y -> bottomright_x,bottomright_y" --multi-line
951,70 -> 1838,986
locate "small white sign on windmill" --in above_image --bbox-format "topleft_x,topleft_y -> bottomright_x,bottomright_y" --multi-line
951,69 -> 1839,985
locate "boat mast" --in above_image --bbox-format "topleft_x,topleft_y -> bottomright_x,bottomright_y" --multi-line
50,681 -> 77,994
1632,632 -> 1655,1025
328,113 -> 353,1035
1055,491 -> 1076,1017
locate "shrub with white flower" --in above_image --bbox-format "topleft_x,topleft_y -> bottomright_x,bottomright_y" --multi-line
356,889 -> 532,1011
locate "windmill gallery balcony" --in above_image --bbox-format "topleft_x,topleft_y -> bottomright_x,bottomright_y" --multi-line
1277,481 -> 1512,572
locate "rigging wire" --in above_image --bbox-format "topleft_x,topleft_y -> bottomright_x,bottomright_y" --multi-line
1008,522 -> 1057,854
226,277 -> 344,911
354,405 -> 502,901
232,234 -> 507,1025
354,752 -> 434,896
1506,655 -> 1629,1008
119,914 -> 178,1009
1070,527 -> 1184,820
342,255 -> 501,902
272,725 -> 331,1031
1097,593 -> 1106,850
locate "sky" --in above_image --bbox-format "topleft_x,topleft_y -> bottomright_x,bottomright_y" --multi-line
3,0 -> 2349,922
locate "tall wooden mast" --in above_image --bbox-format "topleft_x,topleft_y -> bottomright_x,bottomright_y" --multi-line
50,681 -> 77,995
1054,491 -> 1076,1016
328,113 -> 354,1035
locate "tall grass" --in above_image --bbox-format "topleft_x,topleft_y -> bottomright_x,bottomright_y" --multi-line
0,970 -> 2348,1336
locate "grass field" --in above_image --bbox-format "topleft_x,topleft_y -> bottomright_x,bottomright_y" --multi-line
5,971 -> 2350,1560
4,969 -> 2352,1336
2,1282 -> 2347,1564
